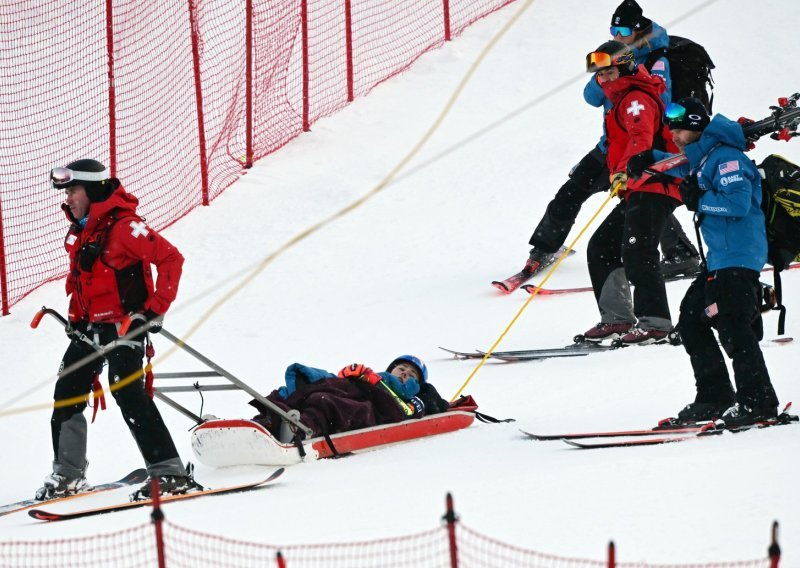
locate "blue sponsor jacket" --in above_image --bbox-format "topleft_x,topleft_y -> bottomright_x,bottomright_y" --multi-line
584,22 -> 672,151
654,114 -> 767,272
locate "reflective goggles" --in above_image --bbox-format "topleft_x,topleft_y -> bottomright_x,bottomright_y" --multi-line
610,25 -> 633,37
664,102 -> 687,124
586,51 -> 613,72
50,167 -> 110,188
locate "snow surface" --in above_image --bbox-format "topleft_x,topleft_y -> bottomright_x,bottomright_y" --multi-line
2,0 -> 799,564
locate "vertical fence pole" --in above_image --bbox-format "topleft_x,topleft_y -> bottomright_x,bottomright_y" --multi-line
301,0 -> 310,131
607,541 -> 616,568
344,0 -> 354,102
0,193 -> 8,315
443,493 -> 458,568
104,0 -> 117,176
442,0 -> 451,41
769,521 -> 781,568
150,478 -> 166,568
187,0 -> 211,205
244,0 -> 253,169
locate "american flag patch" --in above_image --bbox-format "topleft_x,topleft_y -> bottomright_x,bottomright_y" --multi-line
718,160 -> 740,175
704,303 -> 719,318
651,60 -> 666,71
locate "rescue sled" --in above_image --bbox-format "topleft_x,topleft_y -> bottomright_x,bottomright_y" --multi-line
191,410 -> 476,467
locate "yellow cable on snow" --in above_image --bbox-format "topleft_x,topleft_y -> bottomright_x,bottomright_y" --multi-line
450,181 -> 622,401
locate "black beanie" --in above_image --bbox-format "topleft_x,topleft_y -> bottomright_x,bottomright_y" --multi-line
611,0 -> 652,31
63,159 -> 114,203
665,97 -> 711,132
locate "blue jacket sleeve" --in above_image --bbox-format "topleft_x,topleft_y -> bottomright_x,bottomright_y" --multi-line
583,75 -> 606,107
278,363 -> 337,399
698,156 -> 755,218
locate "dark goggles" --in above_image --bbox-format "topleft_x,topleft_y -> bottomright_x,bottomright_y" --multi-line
50,167 -> 110,189
610,26 -> 633,37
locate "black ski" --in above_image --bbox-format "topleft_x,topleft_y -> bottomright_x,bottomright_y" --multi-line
29,468 -> 285,522
563,411 -> 798,449
492,247 -> 574,293
439,343 -> 617,361
0,468 -> 147,518
483,343 -> 617,361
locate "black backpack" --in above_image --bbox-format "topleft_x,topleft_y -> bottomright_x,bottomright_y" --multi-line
645,35 -> 715,112
758,154 -> 800,333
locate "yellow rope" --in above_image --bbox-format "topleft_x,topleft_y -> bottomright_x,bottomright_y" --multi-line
450,182 -> 622,401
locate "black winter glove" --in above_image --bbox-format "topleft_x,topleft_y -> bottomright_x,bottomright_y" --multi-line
678,175 -> 702,212
408,396 -> 425,418
626,150 -> 655,179
143,309 -> 164,334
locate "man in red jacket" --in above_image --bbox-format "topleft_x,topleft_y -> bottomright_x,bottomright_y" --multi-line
36,159 -> 193,501
580,41 -> 683,345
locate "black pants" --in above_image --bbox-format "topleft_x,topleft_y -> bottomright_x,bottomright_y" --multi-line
51,322 -> 182,478
529,146 -> 695,256
587,192 -> 677,329
679,269 -> 778,409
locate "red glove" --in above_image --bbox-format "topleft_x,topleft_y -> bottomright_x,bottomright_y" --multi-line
337,363 -> 381,385
737,117 -> 757,151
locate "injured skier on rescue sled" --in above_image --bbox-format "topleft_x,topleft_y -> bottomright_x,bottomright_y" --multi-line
248,355 -> 451,442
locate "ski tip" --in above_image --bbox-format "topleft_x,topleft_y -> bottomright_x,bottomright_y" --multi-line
519,429 -> 549,440
562,439 -> 585,449
28,509 -> 61,521
267,467 -> 286,482
491,281 -> 512,293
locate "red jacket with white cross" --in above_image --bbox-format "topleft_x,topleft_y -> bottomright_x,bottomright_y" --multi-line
64,183 -> 184,323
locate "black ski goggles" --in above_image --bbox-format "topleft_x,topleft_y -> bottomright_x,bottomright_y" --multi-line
50,167 -> 110,189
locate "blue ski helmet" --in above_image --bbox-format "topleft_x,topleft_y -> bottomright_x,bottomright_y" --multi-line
387,355 -> 428,383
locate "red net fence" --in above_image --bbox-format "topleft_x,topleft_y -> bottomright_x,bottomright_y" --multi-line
0,495 -> 782,568
0,0 -> 514,315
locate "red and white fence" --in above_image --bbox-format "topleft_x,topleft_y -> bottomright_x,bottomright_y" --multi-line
0,493 -> 782,567
0,0 -> 514,315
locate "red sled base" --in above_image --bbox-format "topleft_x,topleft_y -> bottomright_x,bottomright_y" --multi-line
191,410 -> 476,467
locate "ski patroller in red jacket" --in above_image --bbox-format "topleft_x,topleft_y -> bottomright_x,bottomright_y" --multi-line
600,64 -> 681,201
64,182 -> 184,323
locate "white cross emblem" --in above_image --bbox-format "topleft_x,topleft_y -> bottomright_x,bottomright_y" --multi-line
627,100 -> 645,116
129,221 -> 149,238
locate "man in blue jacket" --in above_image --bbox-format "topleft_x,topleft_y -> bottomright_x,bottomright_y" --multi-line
628,97 -> 779,427
520,0 -> 698,285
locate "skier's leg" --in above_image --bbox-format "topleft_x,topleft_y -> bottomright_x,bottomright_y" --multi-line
98,324 -> 185,478
622,193 -> 674,331
50,337 -> 100,479
587,201 -> 634,323
529,146 -> 608,254
660,214 -> 701,277
678,275 -> 735,405
710,269 -> 778,411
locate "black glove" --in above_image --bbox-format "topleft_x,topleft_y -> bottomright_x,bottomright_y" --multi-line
678,175 -> 702,211
626,150 -> 655,179
408,396 -> 425,418
143,309 -> 164,334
